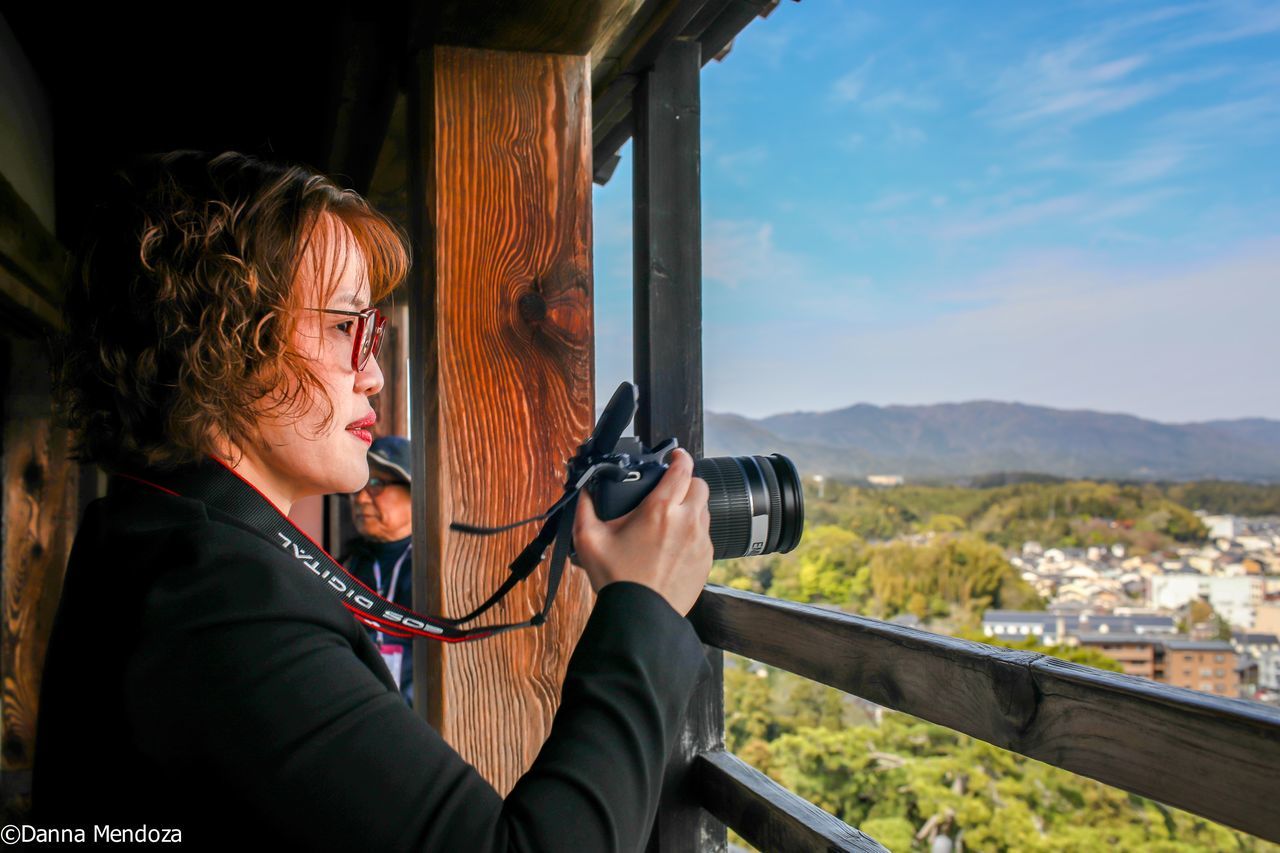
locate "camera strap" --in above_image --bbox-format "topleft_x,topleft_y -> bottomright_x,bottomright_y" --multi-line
108,453 -> 610,643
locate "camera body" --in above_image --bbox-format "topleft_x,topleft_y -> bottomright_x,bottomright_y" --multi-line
568,384 -> 804,561
585,436 -> 680,521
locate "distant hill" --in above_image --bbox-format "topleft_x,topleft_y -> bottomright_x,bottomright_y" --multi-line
694,401 -> 1280,482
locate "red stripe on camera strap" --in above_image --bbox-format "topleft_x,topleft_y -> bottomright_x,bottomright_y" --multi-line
109,454 -> 576,643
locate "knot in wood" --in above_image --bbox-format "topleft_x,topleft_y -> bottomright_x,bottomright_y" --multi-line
23,457 -> 44,493
518,289 -> 548,327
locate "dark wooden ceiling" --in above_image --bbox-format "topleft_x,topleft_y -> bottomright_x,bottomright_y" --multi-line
6,0 -> 777,253
6,3 -> 409,250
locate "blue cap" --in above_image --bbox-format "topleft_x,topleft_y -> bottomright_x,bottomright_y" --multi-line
368,435 -> 411,483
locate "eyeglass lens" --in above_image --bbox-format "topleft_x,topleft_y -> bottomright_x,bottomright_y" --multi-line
355,476 -> 406,498
357,310 -> 384,370
358,477 -> 387,497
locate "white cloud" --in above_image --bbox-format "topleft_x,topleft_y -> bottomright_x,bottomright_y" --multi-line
887,123 -> 927,147
934,194 -> 1089,240
980,23 -> 1231,133
704,219 -> 802,290
1167,2 -> 1280,49
1158,96 -> 1280,143
1105,143 -> 1192,184
715,145 -> 770,174
1081,187 -> 1183,222
831,57 -> 875,102
985,42 -> 1154,128
866,190 -> 922,212
864,90 -> 939,111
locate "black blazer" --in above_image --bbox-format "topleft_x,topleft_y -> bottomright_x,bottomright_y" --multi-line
32,472 -> 711,851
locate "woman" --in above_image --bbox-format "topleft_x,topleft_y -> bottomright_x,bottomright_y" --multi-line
34,150 -> 714,851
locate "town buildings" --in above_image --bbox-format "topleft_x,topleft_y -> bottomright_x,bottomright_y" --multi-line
985,513 -> 1280,703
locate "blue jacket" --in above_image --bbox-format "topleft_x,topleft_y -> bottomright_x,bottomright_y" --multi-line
340,534 -> 415,706
32,469 -> 711,851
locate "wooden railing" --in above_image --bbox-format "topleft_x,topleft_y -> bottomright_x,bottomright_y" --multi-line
684,585 -> 1280,851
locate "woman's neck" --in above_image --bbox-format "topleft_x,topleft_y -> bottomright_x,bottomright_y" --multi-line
215,447 -> 297,516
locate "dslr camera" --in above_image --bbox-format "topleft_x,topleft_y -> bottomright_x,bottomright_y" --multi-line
571,382 -> 804,560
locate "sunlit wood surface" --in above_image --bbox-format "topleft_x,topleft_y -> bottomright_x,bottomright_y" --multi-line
407,44 -> 596,796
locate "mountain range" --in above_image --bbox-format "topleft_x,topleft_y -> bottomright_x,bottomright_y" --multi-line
695,401 -> 1280,483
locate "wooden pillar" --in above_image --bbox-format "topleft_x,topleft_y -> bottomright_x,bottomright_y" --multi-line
403,44 -> 597,793
371,299 -> 411,440
1,334 -> 79,813
1,173 -> 77,816
633,38 -> 726,853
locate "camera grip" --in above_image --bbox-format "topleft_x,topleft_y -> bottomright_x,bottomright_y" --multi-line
588,462 -> 668,521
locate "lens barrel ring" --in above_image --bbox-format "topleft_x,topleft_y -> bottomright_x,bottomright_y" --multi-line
694,458 -> 753,560
691,453 -> 804,560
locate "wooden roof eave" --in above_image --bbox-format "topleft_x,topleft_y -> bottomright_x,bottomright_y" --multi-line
590,0 -> 781,184
362,0 -> 779,227
0,172 -> 68,336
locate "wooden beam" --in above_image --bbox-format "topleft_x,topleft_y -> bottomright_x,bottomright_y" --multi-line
591,0 -> 717,164
415,0 -> 641,56
403,44 -> 597,793
690,585 -> 1280,844
0,171 -> 67,335
0,265 -> 61,336
695,750 -> 889,852
632,39 -> 704,456
592,0 -> 775,184
632,37 -> 725,852
594,0 -> 711,98
2,336 -> 79,783
697,0 -> 779,66
364,92 -> 413,240
321,5 -> 410,195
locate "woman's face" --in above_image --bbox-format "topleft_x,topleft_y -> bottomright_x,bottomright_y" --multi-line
229,215 -> 385,514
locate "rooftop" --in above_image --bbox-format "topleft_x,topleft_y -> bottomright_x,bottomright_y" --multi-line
1164,640 -> 1236,652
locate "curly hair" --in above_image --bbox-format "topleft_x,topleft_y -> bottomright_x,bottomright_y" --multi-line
48,150 -> 412,475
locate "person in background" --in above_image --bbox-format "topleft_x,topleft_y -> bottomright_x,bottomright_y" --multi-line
340,435 -> 415,707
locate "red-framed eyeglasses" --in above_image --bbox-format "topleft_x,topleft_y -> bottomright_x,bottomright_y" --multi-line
307,306 -> 387,371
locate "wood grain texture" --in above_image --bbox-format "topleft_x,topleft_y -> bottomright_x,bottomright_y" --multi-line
690,585 -> 1280,844
404,45 -> 596,795
695,750 -> 889,852
589,0 -> 663,85
2,335 -> 78,778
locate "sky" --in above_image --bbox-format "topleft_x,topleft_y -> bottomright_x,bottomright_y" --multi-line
591,0 -> 1280,424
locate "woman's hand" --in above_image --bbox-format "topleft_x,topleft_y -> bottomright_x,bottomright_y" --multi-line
570,447 -> 714,617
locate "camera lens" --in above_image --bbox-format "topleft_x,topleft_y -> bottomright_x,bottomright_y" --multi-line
693,454 -> 804,559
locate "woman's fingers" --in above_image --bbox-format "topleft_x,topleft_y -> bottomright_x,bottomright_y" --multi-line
682,473 -> 710,509
649,447 -> 694,506
573,489 -> 600,541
